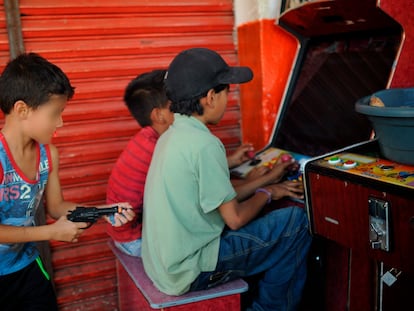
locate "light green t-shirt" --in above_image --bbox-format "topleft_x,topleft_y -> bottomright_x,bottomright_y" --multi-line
142,114 -> 237,295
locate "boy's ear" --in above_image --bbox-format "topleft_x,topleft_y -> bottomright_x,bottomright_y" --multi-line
14,100 -> 30,118
203,89 -> 215,109
150,107 -> 164,124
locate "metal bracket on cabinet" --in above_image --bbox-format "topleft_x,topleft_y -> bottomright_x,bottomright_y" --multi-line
369,197 -> 391,252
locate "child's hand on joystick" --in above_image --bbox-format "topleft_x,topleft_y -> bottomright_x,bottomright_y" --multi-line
246,150 -> 255,160
280,153 -> 299,173
280,153 -> 293,163
247,149 -> 261,166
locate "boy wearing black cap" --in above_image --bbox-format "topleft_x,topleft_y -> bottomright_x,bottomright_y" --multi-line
141,48 -> 311,311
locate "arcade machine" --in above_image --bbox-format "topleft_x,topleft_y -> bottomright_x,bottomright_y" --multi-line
232,0 -> 413,310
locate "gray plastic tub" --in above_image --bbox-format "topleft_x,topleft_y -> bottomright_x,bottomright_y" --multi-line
355,88 -> 414,165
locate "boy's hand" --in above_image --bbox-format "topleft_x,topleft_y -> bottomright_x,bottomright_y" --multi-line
101,202 -> 135,227
265,159 -> 298,184
51,216 -> 87,243
227,143 -> 253,168
245,165 -> 269,181
265,180 -> 304,201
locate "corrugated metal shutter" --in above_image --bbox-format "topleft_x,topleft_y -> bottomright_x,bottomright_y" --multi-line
1,1 -> 242,310
0,1 -> 10,64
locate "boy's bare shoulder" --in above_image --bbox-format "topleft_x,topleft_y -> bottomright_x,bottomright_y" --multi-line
47,143 -> 60,165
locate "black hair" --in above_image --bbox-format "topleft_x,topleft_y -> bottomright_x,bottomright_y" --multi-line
170,84 -> 229,116
0,52 -> 75,114
123,69 -> 169,127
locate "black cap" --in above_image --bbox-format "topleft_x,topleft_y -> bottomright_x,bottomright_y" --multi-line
165,48 -> 253,102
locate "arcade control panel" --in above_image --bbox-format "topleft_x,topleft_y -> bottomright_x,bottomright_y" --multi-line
312,152 -> 414,190
304,145 -> 414,275
230,147 -> 311,181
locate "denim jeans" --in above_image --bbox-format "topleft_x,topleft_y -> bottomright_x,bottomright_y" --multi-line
114,239 -> 142,257
189,206 -> 312,311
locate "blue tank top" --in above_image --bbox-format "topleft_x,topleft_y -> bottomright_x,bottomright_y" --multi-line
0,134 -> 50,275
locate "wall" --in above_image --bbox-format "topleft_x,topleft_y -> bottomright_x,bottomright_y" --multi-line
236,0 -> 414,150
0,1 -> 241,310
381,0 -> 414,88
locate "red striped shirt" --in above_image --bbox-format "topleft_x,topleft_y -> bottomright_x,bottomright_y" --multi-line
106,126 -> 159,242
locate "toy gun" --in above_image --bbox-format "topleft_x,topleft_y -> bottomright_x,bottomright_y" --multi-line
67,206 -> 121,228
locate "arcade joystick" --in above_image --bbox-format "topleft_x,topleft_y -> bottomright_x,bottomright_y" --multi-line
280,153 -> 293,163
246,150 -> 256,160
246,150 -> 262,166
281,153 -> 300,178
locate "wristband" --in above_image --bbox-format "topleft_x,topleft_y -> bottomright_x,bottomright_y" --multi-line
255,188 -> 272,204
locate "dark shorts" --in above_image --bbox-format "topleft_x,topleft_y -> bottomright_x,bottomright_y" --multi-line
0,259 -> 58,311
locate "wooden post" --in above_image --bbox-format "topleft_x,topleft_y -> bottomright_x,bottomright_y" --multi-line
4,0 -> 25,59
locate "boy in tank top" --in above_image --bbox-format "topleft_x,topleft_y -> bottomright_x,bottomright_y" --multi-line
0,53 -> 134,310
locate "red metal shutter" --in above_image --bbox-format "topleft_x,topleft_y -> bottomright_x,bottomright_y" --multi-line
0,1 -> 10,66
1,1 -> 242,310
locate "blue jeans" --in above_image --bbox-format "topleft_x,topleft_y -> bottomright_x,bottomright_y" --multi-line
114,239 -> 142,257
189,206 -> 312,311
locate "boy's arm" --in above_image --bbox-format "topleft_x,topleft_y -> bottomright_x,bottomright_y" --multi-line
218,180 -> 304,230
226,143 -> 252,168
0,144 -> 88,244
45,144 -> 77,219
232,160 -> 295,201
45,144 -> 135,225
218,195 -> 267,230
0,219 -> 85,243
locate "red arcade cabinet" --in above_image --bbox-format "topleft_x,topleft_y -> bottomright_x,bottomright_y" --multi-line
235,1 -> 413,310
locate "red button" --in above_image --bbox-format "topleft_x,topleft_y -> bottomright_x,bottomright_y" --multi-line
343,160 -> 357,169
